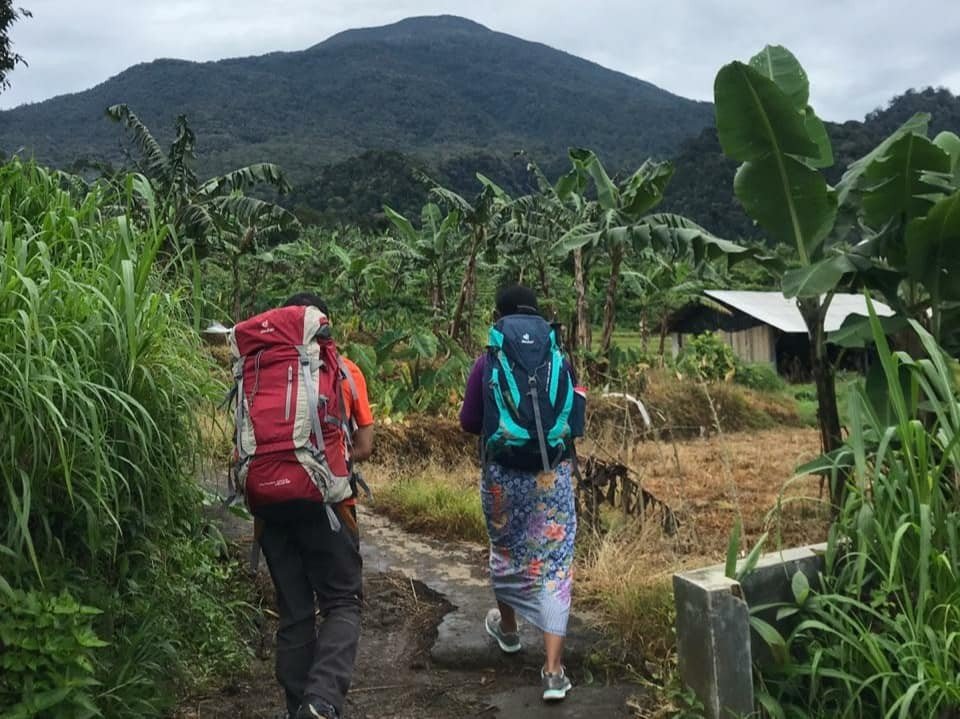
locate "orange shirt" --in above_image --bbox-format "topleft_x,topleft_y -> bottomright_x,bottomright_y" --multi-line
340,357 -> 373,428
339,356 -> 372,507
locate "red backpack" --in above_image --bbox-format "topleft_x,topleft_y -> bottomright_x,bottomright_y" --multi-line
228,305 -> 356,529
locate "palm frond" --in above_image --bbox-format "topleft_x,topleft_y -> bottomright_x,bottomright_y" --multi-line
167,114 -> 198,196
429,184 -> 474,215
178,202 -> 220,241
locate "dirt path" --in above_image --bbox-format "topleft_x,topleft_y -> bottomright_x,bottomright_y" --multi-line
178,501 -> 643,718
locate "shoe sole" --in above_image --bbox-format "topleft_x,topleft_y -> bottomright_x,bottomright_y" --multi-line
485,619 -> 522,654
542,684 -> 572,701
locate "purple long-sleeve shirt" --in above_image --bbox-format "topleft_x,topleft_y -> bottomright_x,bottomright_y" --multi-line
459,355 -> 576,435
459,356 -> 487,435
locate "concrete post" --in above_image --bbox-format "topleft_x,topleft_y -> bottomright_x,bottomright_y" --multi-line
673,571 -> 754,718
673,544 -> 828,718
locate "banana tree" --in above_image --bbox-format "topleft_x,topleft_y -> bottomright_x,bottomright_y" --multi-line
714,46 -> 853,495
108,104 -> 299,324
425,174 -> 510,347
107,104 -> 298,249
715,46 -> 960,507
383,202 -> 463,320
558,148 -> 743,360
624,251 -> 726,359
832,117 -> 960,353
499,158 -> 596,343
551,159 -> 598,356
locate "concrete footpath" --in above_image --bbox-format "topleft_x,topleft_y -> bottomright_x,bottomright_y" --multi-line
359,505 -> 639,717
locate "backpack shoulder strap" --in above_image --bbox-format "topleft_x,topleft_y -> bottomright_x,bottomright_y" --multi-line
336,355 -> 359,402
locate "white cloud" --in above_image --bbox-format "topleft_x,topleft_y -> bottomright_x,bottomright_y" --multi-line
3,0 -> 958,120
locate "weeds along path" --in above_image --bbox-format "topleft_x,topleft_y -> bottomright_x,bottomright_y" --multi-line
180,487 -> 642,718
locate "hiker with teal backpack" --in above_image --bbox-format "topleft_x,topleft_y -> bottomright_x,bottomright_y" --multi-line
459,285 -> 586,702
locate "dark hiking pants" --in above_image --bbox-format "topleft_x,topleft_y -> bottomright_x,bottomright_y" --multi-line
259,502 -> 362,717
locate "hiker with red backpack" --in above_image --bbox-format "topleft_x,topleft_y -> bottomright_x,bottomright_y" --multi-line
459,285 -> 586,702
228,293 -> 373,719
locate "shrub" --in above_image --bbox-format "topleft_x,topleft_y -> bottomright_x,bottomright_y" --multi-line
734,361 -> 785,393
677,332 -> 736,383
0,589 -> 106,719
0,160 -> 252,717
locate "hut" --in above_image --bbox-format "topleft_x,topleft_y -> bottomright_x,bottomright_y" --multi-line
668,290 -> 895,377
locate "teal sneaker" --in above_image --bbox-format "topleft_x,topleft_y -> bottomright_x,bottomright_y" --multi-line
541,667 -> 572,701
484,608 -> 521,653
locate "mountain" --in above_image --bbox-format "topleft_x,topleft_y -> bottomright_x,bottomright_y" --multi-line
0,15 -> 713,182
661,87 -> 960,242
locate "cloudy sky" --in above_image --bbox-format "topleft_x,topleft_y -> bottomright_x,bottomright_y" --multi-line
4,0 -> 959,121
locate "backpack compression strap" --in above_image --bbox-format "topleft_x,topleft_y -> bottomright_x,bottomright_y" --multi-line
295,345 -> 342,533
337,356 -> 359,402
528,375 -> 552,473
335,354 -> 374,500
296,345 -> 326,458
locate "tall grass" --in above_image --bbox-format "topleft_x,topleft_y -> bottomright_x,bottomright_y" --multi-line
0,160 -> 211,582
0,159 -> 248,717
755,309 -> 960,718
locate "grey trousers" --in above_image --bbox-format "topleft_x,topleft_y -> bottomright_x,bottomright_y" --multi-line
259,502 -> 363,717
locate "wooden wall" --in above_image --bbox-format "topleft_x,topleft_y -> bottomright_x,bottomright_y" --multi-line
671,325 -> 778,367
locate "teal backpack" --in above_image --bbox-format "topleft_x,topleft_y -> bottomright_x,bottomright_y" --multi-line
481,314 -> 585,471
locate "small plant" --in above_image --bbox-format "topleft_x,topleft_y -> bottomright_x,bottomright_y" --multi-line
0,589 -> 107,719
677,332 -> 736,383
734,361 -> 785,393
648,674 -> 708,719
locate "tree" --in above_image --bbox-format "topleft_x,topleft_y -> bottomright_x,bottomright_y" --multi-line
497,158 -> 595,343
0,3 -> 29,92
713,46 -> 850,502
623,251 -> 726,358
514,157 -> 597,358
558,148 -> 743,361
424,174 -> 510,348
107,104 -> 300,321
833,118 -> 960,353
107,104 -> 297,244
384,202 -> 463,322
714,45 -> 960,507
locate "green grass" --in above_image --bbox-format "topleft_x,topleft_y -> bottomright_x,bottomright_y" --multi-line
754,319 -> 960,717
610,329 -> 644,352
375,470 -> 487,544
785,372 -> 858,428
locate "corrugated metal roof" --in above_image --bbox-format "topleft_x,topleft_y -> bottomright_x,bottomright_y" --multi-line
704,290 -> 895,334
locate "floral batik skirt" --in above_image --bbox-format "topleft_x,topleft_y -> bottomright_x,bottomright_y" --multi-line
480,460 -> 577,636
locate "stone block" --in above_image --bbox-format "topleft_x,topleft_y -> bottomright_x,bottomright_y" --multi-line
673,570 -> 753,719
672,543 -> 829,718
